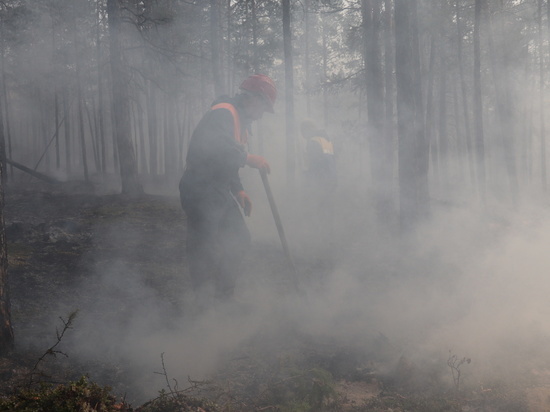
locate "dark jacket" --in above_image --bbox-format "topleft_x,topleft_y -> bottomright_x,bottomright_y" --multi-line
305,135 -> 337,193
180,96 -> 249,207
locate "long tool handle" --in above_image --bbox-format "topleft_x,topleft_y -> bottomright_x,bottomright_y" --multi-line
260,170 -> 298,279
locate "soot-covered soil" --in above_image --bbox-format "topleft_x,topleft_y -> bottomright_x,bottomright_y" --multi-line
1,181 -> 373,410
3,181 -> 191,397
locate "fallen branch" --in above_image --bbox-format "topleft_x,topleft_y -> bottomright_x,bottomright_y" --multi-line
6,159 -> 61,185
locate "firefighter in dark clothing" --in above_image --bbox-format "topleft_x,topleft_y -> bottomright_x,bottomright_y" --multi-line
179,74 -> 277,306
300,119 -> 337,267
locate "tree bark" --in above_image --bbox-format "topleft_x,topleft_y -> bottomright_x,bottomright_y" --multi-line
96,0 -> 106,174
283,0 -> 296,188
485,1 -> 518,203
363,0 -> 393,224
438,54 -> 449,185
146,79 -> 158,176
473,0 -> 486,201
107,0 -> 143,194
383,0 -> 395,205
395,0 -> 429,230
210,0 -> 225,96
456,0 -> 475,187
0,85 -> 13,354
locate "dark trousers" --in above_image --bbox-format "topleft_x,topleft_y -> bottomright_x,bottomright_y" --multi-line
183,187 -> 251,304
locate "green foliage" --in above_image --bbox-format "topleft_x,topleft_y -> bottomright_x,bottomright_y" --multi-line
0,375 -> 125,412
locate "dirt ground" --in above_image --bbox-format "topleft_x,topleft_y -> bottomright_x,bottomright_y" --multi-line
2,179 -> 550,411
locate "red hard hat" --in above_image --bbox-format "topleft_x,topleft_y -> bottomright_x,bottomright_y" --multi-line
240,74 -> 277,113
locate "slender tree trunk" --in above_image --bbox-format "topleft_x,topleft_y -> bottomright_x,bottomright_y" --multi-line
52,20 -> 60,171
107,0 -> 142,194
395,0 -> 429,230
85,98 -> 100,173
0,84 -> 13,354
210,0 -> 225,96
485,1 -> 518,202
473,0 -> 486,201
283,0 -> 296,188
363,0 -> 392,223
226,0 -> 232,93
250,0 -> 259,73
540,0 -> 547,191
0,14 -> 12,179
63,88 -> 72,175
383,0 -> 395,204
97,0 -> 106,174
147,79 -> 158,175
304,0 -> 311,116
452,76 -> 465,182
426,36 -> 438,185
74,19 -> 89,182
164,96 -> 177,178
411,0 -> 429,210
321,13 -> 329,127
136,99 -> 148,175
438,54 -> 449,185
75,85 -> 89,180
456,0 -> 475,188
248,0 -> 264,156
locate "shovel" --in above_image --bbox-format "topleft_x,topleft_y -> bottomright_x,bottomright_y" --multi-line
259,170 -> 299,283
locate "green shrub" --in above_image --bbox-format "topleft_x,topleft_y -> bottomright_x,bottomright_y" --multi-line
0,376 -> 126,412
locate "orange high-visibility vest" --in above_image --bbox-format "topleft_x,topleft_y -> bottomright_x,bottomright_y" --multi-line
311,136 -> 334,155
211,103 -> 248,145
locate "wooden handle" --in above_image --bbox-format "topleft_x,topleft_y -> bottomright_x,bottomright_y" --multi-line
260,170 -> 298,279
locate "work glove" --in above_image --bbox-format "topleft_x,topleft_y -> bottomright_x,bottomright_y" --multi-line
237,190 -> 252,216
246,154 -> 271,174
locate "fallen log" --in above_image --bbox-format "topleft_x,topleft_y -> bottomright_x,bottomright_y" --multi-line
5,159 -> 61,185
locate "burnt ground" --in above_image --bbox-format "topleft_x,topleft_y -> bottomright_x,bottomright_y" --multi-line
0,180 -> 381,410
1,180 -> 550,411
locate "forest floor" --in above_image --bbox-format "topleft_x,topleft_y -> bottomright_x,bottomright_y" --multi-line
0,178 -> 549,411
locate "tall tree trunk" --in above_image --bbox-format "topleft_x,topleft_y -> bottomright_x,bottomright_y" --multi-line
0,85 -> 13,354
146,79 -> 158,175
226,0 -> 232,93
485,1 -> 518,202
210,0 -> 225,96
74,22 -> 89,182
97,0 -> 106,174
283,0 -> 296,188
395,0 -> 429,230
107,0 -> 142,194
452,75 -> 466,182
473,0 -> 486,201
63,88 -> 72,175
250,0 -> 259,73
321,13 -> 329,127
426,36 -> 438,185
164,97 -> 177,178
540,0 -> 547,191
410,0 -> 429,209
363,0 -> 393,224
52,20 -> 60,171
85,98 -> 100,173
304,0 -> 312,116
0,14 -> 12,179
438,54 -> 449,185
456,0 -> 475,188
383,0 -> 395,204
136,99 -> 148,175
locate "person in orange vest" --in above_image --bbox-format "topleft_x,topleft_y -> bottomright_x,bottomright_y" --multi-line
179,74 -> 277,307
